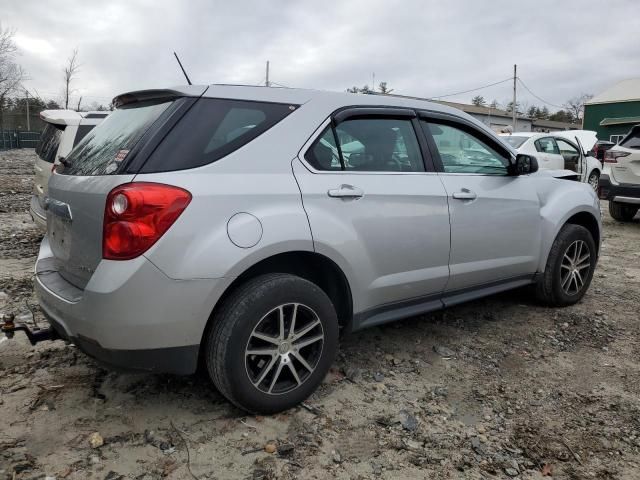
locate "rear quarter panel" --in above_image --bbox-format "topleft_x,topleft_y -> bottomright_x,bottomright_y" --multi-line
135,103 -> 333,281
137,167 -> 314,280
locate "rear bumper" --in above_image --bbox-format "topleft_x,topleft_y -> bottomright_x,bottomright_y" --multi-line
597,174 -> 640,203
29,195 -> 47,230
34,236 -> 231,374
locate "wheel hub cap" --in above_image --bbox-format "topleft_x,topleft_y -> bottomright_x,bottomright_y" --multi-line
560,239 -> 591,296
278,341 -> 292,355
245,303 -> 324,395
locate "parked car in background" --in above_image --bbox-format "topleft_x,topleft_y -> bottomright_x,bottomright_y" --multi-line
30,85 -> 600,413
501,131 -> 602,189
598,125 -> 640,221
31,110 -> 108,228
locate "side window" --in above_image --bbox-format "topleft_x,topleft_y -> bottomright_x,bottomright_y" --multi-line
555,138 -> 580,160
73,125 -> 95,147
422,121 -> 509,175
620,130 -> 640,149
335,118 -> 424,172
305,127 -> 342,170
535,137 -> 560,154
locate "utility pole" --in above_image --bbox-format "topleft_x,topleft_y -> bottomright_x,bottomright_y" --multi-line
25,90 -> 30,131
372,72 -> 375,92
76,96 -> 82,112
265,61 -> 270,87
512,64 -> 517,131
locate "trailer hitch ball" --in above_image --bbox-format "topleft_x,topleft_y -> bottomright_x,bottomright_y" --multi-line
1,313 -> 16,339
1,312 -> 58,346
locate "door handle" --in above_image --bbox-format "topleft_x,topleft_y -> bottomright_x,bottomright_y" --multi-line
452,189 -> 477,201
327,184 -> 364,199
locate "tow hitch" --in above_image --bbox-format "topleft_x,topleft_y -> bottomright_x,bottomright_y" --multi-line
1,313 -> 59,345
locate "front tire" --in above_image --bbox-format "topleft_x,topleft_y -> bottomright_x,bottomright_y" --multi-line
205,273 -> 339,414
587,171 -> 599,191
536,224 -> 596,306
609,201 -> 638,222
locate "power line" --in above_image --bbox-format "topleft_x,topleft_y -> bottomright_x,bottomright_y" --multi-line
517,77 -> 564,109
428,77 -> 513,100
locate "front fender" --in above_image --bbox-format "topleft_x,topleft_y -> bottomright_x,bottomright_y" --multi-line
536,179 -> 601,272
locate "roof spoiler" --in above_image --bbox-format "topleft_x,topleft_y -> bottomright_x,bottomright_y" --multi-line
112,86 -> 208,108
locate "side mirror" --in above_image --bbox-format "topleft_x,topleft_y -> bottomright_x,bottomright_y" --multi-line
586,150 -> 596,157
513,154 -> 539,175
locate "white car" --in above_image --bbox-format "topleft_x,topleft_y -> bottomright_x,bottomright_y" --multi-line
598,125 -> 640,221
31,110 -> 108,228
501,131 -> 602,190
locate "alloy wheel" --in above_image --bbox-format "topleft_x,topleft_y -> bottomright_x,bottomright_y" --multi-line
588,173 -> 599,191
560,240 -> 591,296
245,303 -> 324,395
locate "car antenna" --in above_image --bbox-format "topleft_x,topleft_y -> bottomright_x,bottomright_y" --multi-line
173,51 -> 192,85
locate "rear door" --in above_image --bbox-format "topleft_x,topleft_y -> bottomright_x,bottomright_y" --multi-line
533,137 -> 564,170
293,108 -> 451,316
420,114 -> 541,292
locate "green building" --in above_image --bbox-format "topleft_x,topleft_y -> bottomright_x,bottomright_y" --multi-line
583,79 -> 640,144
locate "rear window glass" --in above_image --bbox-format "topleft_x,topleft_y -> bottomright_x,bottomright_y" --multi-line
501,136 -> 527,149
140,98 -> 295,173
73,124 -> 96,147
61,99 -> 174,176
35,123 -> 65,163
620,129 -> 640,149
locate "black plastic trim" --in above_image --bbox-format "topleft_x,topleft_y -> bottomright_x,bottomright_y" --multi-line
598,174 -> 640,200
123,97 -> 199,174
113,89 -> 189,108
42,312 -> 198,374
333,106 -> 416,124
351,274 -> 536,331
75,335 -> 200,375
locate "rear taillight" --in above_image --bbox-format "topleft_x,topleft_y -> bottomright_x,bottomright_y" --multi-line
604,150 -> 630,163
103,182 -> 191,260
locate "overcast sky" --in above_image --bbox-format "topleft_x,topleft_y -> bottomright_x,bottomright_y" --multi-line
2,0 -> 640,110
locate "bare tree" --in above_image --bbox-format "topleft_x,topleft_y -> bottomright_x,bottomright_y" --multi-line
378,82 -> 393,94
471,95 -> 486,106
63,48 -> 80,109
563,93 -> 593,123
0,24 -> 26,129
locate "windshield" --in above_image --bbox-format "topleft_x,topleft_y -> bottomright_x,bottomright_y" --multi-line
35,123 -> 65,163
61,99 -> 174,175
501,136 -> 528,148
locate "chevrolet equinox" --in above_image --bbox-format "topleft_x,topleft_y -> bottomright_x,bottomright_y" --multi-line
33,85 -> 601,413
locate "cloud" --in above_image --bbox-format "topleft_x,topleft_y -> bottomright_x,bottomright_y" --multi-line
3,0 -> 640,109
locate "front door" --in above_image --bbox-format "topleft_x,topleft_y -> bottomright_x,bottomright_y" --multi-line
420,117 -> 542,291
293,111 -> 451,316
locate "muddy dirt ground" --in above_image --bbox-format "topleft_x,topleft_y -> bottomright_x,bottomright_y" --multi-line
1,149 -> 639,480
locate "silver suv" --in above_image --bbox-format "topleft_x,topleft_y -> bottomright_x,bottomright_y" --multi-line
33,85 -> 601,413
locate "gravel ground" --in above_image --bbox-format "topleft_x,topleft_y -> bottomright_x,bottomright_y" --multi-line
1,149 -> 639,480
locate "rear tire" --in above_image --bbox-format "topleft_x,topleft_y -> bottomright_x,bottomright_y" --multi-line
205,273 -> 339,414
536,224 -> 596,306
609,201 -> 638,222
